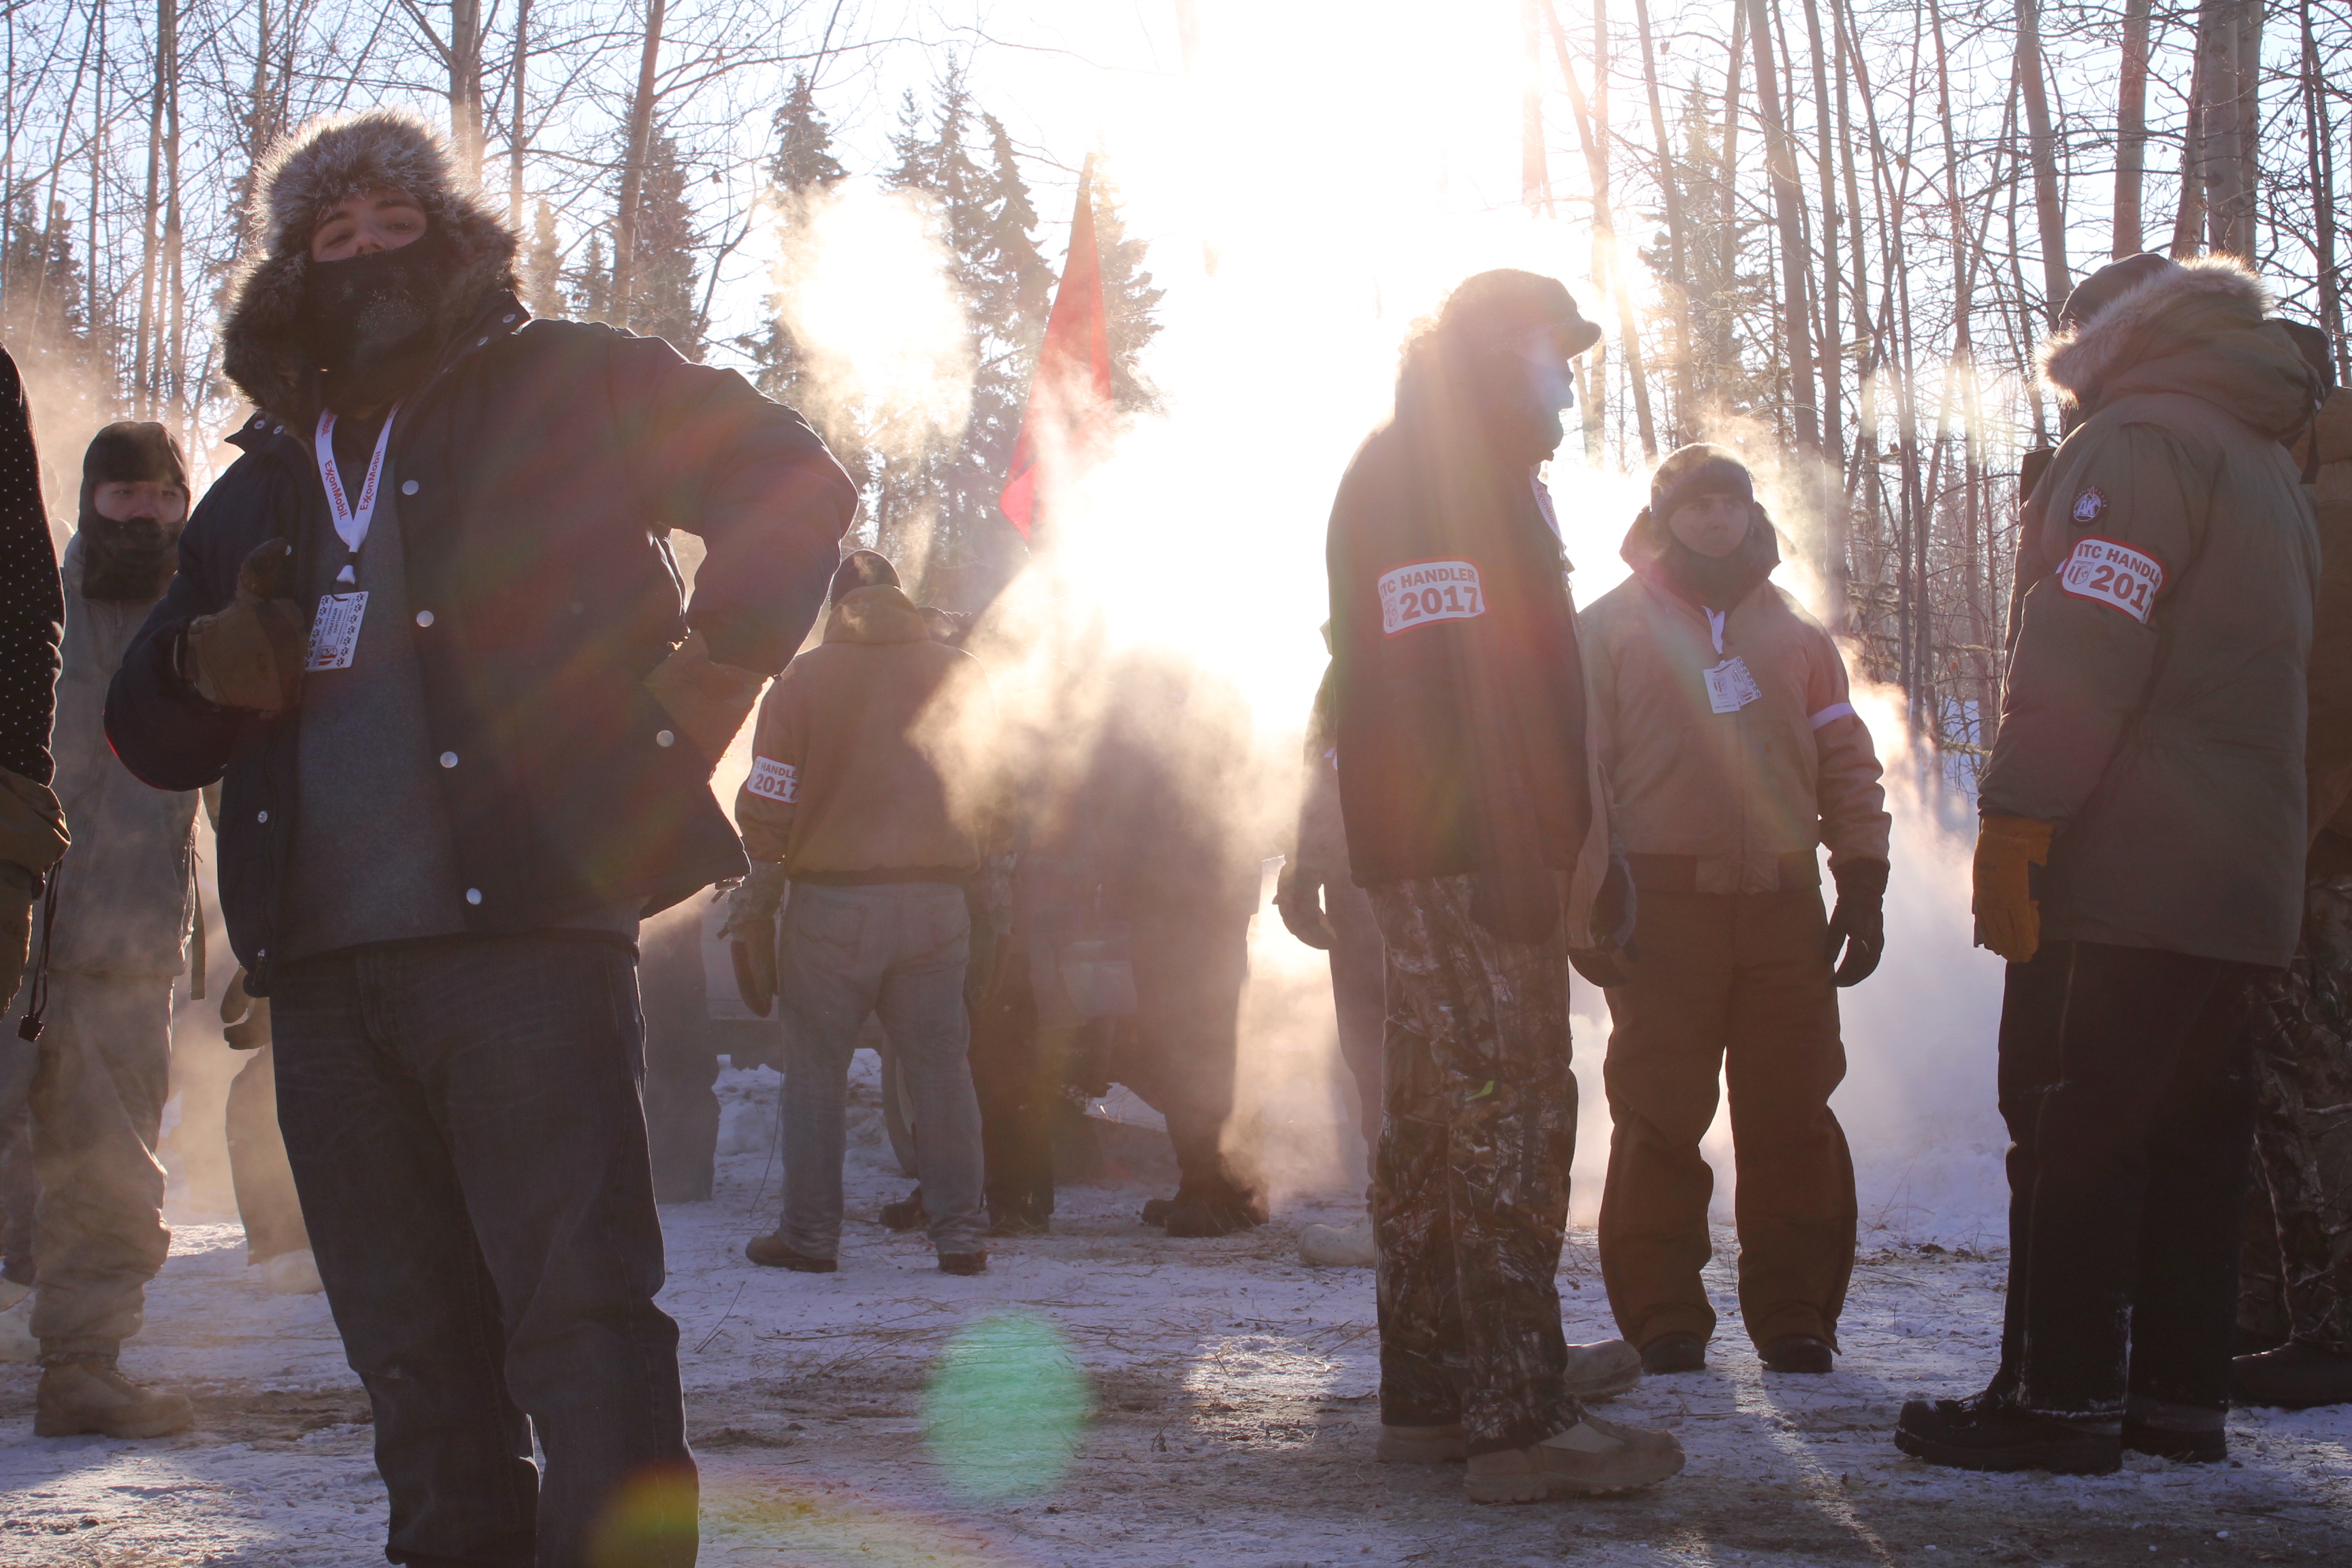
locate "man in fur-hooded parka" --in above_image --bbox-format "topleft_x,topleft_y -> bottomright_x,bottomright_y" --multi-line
101,111 -> 855,1566
1898,255 -> 2323,1475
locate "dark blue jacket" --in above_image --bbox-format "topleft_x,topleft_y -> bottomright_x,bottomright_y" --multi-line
105,294 -> 855,991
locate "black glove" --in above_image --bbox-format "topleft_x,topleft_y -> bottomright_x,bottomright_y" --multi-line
1274,861 -> 1335,950
1469,868 -> 1560,945
1567,843 -> 1637,989
1825,858 -> 1889,987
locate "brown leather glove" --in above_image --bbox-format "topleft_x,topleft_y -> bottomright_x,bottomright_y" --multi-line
720,862 -> 786,1017
1273,861 -> 1335,950
644,631 -> 766,768
184,540 -> 304,715
1972,815 -> 2055,964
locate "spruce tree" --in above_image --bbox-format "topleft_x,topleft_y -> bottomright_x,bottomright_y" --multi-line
1090,164 -> 1165,414
631,134 -> 704,360
571,230 -> 612,324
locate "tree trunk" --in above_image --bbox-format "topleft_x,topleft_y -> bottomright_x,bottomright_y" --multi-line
1799,0 -> 1846,621
509,0 -> 532,229
1746,0 -> 1822,525
1522,0 -> 1550,212
2306,0 -> 2345,380
132,0 -> 170,418
1631,0 -> 1690,440
2114,0 -> 2151,256
610,0 -> 668,327
2015,0 -> 2070,325
451,0 -> 484,182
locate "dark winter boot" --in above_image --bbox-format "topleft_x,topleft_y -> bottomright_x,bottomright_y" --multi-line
1893,1394 -> 2121,1475
2232,1341 -> 2352,1410
35,1362 -> 194,1439
879,1190 -> 928,1232
2122,1399 -> 2227,1464
1640,1333 -> 1706,1375
987,1205 -> 1051,1238
745,1233 -> 837,1273
1140,1195 -> 1177,1226
938,1252 -> 989,1276
1760,1334 -> 1835,1375
1163,1185 -> 1269,1239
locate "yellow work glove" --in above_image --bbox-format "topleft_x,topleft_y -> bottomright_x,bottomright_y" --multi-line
1972,815 -> 2055,964
644,631 -> 766,771
184,540 -> 305,715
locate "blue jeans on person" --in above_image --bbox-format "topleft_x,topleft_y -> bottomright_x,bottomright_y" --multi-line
271,934 -> 692,1568
777,881 -> 984,1258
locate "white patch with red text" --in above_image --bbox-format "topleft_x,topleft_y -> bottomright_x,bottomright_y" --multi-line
1379,559 -> 1485,635
747,755 -> 798,804
2057,535 -> 2163,624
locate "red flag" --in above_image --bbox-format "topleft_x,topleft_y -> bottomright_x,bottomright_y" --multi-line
999,161 -> 1115,540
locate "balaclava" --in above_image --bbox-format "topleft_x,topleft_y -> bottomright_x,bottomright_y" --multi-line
79,421 -> 189,602
1629,443 -> 1779,611
304,221 -> 462,413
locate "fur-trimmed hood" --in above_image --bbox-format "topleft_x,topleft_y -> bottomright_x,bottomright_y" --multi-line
222,110 -> 519,423
2037,256 -> 2321,440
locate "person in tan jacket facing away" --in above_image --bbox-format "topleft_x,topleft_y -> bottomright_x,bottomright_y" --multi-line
729,550 -> 1002,1275
1580,444 -> 1891,1381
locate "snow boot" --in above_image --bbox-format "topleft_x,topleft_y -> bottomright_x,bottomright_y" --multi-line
1163,1188 -> 1268,1239
1563,1339 -> 1644,1401
2232,1341 -> 2352,1410
1463,1414 -> 1686,1502
35,1363 -> 194,1439
0,1293 -> 34,1364
1893,1395 -> 2121,1475
879,1190 -> 929,1232
1298,1217 -> 1375,1267
2122,1405 -> 2227,1464
1640,1331 -> 1705,1375
1760,1333 -> 1835,1375
745,1233 -> 837,1273
259,1249 -> 325,1295
938,1252 -> 988,1276
1140,1196 -> 1176,1226
1377,1423 -> 1467,1464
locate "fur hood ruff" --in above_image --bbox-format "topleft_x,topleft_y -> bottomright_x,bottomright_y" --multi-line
221,110 -> 519,423
2036,257 -> 2272,405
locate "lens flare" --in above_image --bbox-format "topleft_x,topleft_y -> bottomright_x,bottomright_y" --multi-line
920,1311 -> 1092,1499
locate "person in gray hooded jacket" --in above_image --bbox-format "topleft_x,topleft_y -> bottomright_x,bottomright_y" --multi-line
2,423 -> 198,1440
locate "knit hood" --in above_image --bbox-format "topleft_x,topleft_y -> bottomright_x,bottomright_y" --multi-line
222,110 -> 519,423
2037,256 -> 2321,441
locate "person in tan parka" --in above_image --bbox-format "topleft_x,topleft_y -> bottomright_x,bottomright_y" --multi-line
1580,443 -> 1890,1381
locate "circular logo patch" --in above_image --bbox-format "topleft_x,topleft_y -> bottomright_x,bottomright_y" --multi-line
2071,487 -> 2108,525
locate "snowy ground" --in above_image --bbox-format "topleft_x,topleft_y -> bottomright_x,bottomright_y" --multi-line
5,1054 -> 2350,1568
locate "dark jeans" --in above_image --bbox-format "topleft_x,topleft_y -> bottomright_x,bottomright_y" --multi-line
1996,941 -> 2261,1422
272,934 -> 692,1568
1115,899 -> 1262,1205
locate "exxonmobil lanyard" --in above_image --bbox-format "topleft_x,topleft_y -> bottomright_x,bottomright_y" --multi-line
314,405 -> 399,558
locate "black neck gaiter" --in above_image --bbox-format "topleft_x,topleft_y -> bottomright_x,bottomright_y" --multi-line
302,225 -> 459,414
79,507 -> 182,602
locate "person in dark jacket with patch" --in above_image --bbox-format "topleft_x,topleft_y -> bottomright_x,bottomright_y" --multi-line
1897,255 -> 2325,1475
1326,270 -> 1680,1503
103,112 -> 854,1568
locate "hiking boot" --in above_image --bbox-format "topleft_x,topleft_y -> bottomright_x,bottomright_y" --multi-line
1298,1217 -> 1375,1267
745,1233 -> 837,1273
259,1249 -> 325,1296
1377,1422 -> 1466,1464
1163,1193 -> 1267,1239
1564,1339 -> 1644,1401
938,1252 -> 989,1276
35,1363 -> 194,1439
1893,1395 -> 2120,1475
879,1190 -> 929,1232
1640,1331 -> 1706,1375
1140,1196 -> 1176,1226
1760,1333 -> 1835,1375
1464,1415 -> 1685,1501
2232,1340 -> 2352,1410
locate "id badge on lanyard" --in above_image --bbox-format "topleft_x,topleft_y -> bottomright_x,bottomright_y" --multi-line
308,408 -> 397,671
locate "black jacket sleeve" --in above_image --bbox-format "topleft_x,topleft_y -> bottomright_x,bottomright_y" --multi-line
0,348 -> 61,784
606,333 -> 858,674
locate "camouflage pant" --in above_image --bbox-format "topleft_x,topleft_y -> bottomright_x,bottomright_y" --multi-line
1367,875 -> 1582,1457
2238,864 -> 2352,1355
